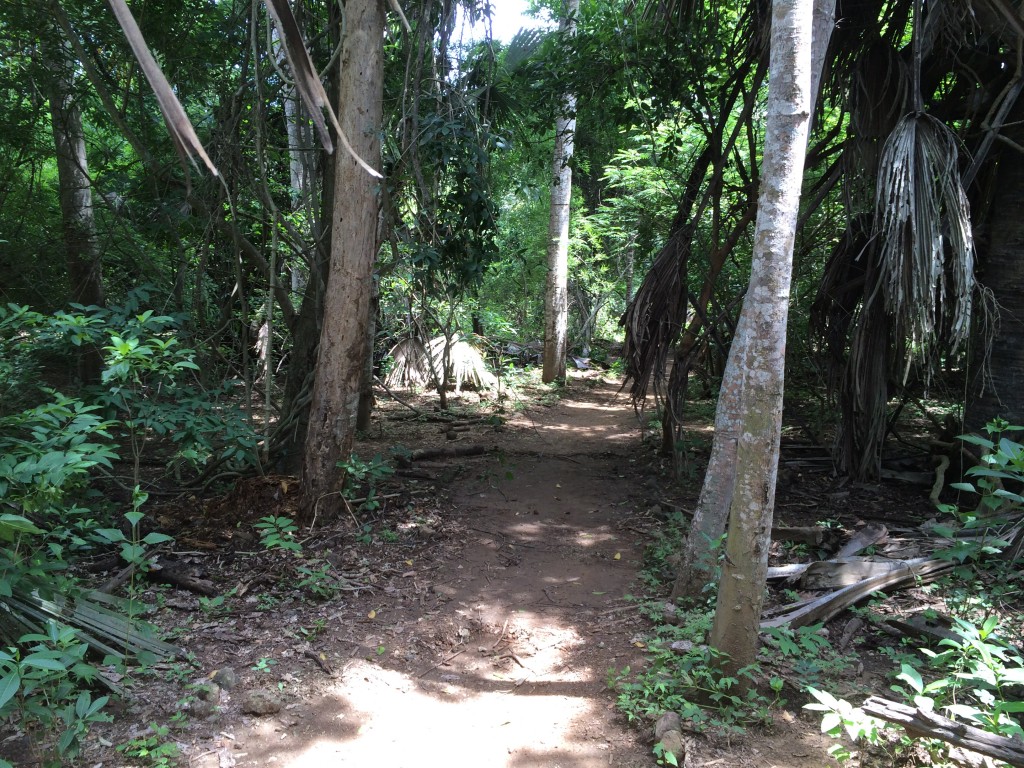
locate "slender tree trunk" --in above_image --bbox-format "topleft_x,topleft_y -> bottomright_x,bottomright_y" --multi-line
706,0 -> 819,683
45,30 -> 104,383
542,0 -> 579,383
299,0 -> 383,519
356,281 -> 379,432
672,0 -> 835,601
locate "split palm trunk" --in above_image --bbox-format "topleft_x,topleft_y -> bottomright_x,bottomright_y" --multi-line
299,0 -> 384,519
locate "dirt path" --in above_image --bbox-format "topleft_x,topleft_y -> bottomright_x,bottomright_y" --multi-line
217,378 -> 655,767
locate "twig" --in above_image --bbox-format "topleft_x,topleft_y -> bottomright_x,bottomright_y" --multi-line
492,618 -> 509,649
418,647 -> 466,678
374,375 -> 423,416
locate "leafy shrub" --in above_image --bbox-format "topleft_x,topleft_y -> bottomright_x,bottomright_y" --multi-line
0,621 -> 111,765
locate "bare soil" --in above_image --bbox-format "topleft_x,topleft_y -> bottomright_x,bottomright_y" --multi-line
6,371 -> 911,767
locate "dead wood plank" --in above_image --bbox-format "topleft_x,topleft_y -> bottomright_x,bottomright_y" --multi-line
761,558 -> 952,629
835,523 -> 888,558
885,614 -> 962,645
860,696 -> 1024,767
800,557 -> 908,589
767,563 -> 811,580
149,565 -> 218,596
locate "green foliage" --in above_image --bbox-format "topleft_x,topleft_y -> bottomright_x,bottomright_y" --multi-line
0,302 -> 260,480
93,487 -> 174,567
609,638 -> 772,734
115,722 -> 180,768
761,623 -> 856,691
0,621 -> 111,765
339,453 -> 394,514
296,560 -> 345,599
253,516 -> 301,553
804,687 -> 888,763
251,657 -> 277,674
0,391 -> 117,526
808,617 -> 1024,762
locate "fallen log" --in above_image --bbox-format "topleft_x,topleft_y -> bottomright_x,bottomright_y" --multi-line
761,558 -> 952,629
860,696 -> 1024,767
396,444 -> 490,468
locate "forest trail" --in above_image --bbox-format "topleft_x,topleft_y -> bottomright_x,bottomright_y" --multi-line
220,377 -> 656,767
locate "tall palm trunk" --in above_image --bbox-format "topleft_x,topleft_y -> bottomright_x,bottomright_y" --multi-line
46,30 -> 104,383
542,0 -> 579,383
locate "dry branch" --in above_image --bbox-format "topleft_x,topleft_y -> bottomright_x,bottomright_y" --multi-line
860,696 -> 1024,767
396,444 -> 489,468
761,557 -> 952,629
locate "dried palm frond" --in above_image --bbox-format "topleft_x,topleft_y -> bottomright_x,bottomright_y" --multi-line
874,112 -> 975,362
619,227 -> 688,410
385,335 -> 497,391
0,590 -> 183,663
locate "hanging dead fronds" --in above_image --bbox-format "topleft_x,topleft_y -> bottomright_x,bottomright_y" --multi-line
619,224 -> 689,409
874,112 -> 975,363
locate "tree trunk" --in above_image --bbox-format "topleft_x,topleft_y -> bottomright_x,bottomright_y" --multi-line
299,0 -> 383,519
967,99 -> 1024,432
45,30 -> 105,383
355,281 -> 379,432
706,0 -> 821,683
672,0 -> 835,601
542,0 -> 579,384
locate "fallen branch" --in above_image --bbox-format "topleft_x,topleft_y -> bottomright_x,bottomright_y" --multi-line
374,376 -> 424,417
396,444 -> 489,468
761,558 -> 952,629
860,696 -> 1024,767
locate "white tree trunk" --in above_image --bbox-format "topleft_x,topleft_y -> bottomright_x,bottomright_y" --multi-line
542,0 -> 579,383
300,0 -> 384,519
46,31 -> 105,383
673,0 -> 836,602
705,0 -> 819,681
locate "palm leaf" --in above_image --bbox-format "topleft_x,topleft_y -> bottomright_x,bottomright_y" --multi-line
874,112 -> 975,360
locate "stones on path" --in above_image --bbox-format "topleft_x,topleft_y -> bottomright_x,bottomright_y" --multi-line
241,690 -> 283,716
655,711 -> 686,764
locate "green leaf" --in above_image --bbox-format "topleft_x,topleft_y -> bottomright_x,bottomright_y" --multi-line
0,672 -> 20,712
0,513 -> 44,538
21,654 -> 67,672
959,434 -> 995,449
142,532 -> 174,545
897,664 -> 924,694
820,711 -> 842,733
95,528 -> 126,543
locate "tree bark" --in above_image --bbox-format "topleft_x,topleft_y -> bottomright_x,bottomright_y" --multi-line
542,0 -> 579,384
706,0 -> 823,682
45,29 -> 105,383
967,99 -> 1024,431
299,0 -> 383,519
673,0 -> 835,602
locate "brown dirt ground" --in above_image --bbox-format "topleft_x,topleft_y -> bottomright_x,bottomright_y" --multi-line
4,370 -> 946,767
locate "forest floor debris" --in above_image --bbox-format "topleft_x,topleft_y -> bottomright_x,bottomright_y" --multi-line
6,371 -> 978,767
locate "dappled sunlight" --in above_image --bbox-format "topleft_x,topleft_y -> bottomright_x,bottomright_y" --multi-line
276,633 -> 607,767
